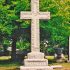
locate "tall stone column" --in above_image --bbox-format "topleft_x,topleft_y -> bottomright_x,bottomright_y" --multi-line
31,19 -> 40,52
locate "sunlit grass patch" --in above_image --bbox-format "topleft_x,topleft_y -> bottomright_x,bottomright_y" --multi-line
45,56 -> 54,60
0,56 -> 11,60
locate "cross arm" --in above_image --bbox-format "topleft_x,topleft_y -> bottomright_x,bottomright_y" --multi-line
39,12 -> 50,19
20,11 -> 32,19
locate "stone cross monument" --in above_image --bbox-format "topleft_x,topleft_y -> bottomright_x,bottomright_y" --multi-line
20,0 -> 53,70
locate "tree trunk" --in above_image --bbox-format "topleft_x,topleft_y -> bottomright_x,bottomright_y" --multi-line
11,37 -> 17,61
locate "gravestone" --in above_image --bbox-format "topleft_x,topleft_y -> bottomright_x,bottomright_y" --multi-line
69,36 -> 70,62
20,0 -> 53,70
54,48 -> 65,62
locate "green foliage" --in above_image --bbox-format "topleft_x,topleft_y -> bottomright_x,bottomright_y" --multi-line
40,0 -> 70,47
47,47 -> 55,55
16,40 -> 30,50
0,0 -> 70,51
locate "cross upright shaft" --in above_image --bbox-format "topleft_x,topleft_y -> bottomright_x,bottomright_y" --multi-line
20,0 -> 50,52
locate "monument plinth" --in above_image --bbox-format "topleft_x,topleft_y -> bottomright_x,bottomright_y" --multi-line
20,0 -> 53,70
20,66 -> 53,70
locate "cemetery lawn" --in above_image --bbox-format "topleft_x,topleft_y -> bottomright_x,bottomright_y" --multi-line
0,56 -> 20,70
0,56 -> 70,70
47,56 -> 70,70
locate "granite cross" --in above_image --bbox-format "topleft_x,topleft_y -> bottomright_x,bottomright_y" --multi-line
20,0 -> 50,52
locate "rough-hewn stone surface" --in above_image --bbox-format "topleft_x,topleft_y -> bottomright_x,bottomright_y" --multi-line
24,59 -> 48,66
27,52 -> 44,59
20,66 -> 53,70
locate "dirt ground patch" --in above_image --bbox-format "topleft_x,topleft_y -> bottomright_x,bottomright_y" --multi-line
0,67 -> 17,70
55,68 -> 70,70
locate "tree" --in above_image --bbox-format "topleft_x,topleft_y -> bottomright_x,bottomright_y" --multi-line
0,0 -> 70,59
40,0 -> 70,47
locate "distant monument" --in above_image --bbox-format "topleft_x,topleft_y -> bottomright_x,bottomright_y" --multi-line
20,0 -> 53,70
54,48 -> 65,62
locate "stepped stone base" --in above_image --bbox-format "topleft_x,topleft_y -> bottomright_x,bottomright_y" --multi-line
20,66 -> 53,70
24,52 -> 48,66
24,59 -> 48,66
20,52 -> 50,70
27,52 -> 45,59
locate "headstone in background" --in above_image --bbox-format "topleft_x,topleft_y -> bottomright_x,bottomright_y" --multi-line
54,48 -> 65,62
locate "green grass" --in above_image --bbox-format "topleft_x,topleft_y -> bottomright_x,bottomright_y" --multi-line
0,56 -> 20,67
46,56 -> 54,60
0,56 -> 70,70
46,56 -> 70,70
51,63 -> 70,68
0,56 -> 11,60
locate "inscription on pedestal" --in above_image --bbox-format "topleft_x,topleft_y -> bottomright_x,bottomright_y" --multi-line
24,59 -> 48,66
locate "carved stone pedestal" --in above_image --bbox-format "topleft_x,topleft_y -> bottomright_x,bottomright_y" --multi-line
20,52 -> 52,70
27,52 -> 45,59
24,59 -> 48,66
24,52 -> 48,66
